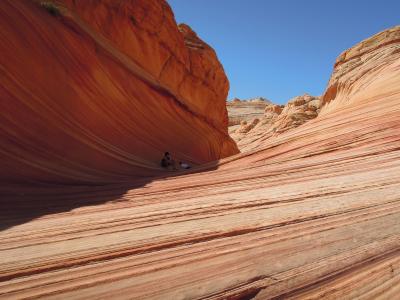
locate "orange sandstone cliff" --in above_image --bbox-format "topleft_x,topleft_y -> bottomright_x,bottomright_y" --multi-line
0,0 -> 238,184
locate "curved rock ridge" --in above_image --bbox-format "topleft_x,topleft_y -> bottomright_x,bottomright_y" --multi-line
0,0 -> 238,184
230,93 -> 321,150
321,25 -> 400,114
229,26 -> 400,151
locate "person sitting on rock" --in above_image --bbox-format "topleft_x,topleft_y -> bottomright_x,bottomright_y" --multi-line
160,152 -> 170,168
160,152 -> 177,170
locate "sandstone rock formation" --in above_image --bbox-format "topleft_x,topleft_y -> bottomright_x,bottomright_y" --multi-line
321,25 -> 400,114
226,97 -> 272,130
234,118 -> 260,134
1,3 -> 400,300
0,0 -> 238,185
227,27 -> 400,149
230,93 -> 321,150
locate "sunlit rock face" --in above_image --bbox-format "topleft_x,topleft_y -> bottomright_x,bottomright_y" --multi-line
321,25 -> 400,114
0,0 -> 238,184
229,26 -> 400,151
226,97 -> 272,137
230,94 -> 321,150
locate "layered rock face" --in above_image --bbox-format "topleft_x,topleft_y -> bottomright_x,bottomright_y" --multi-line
230,94 -> 321,150
321,25 -> 400,114
0,0 -> 238,184
1,6 -> 400,300
229,26 -> 400,149
226,97 -> 272,128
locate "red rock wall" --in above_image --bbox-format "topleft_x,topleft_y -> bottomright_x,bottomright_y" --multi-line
0,0 -> 238,184
62,0 -> 230,129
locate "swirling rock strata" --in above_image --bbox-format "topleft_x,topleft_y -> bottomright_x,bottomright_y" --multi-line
0,0 -> 238,184
1,7 -> 400,300
321,25 -> 400,113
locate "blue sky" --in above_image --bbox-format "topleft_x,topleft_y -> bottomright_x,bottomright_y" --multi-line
168,0 -> 399,104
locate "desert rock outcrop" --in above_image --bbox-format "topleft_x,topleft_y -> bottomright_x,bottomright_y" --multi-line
0,0 -> 238,184
1,3 -> 400,300
230,94 -> 321,150
226,97 -> 272,132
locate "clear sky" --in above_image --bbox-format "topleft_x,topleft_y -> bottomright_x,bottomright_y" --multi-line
167,0 -> 399,104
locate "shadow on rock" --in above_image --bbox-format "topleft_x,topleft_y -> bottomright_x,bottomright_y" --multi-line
0,163 -> 219,231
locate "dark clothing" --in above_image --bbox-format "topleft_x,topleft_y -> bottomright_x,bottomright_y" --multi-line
161,158 -> 169,168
